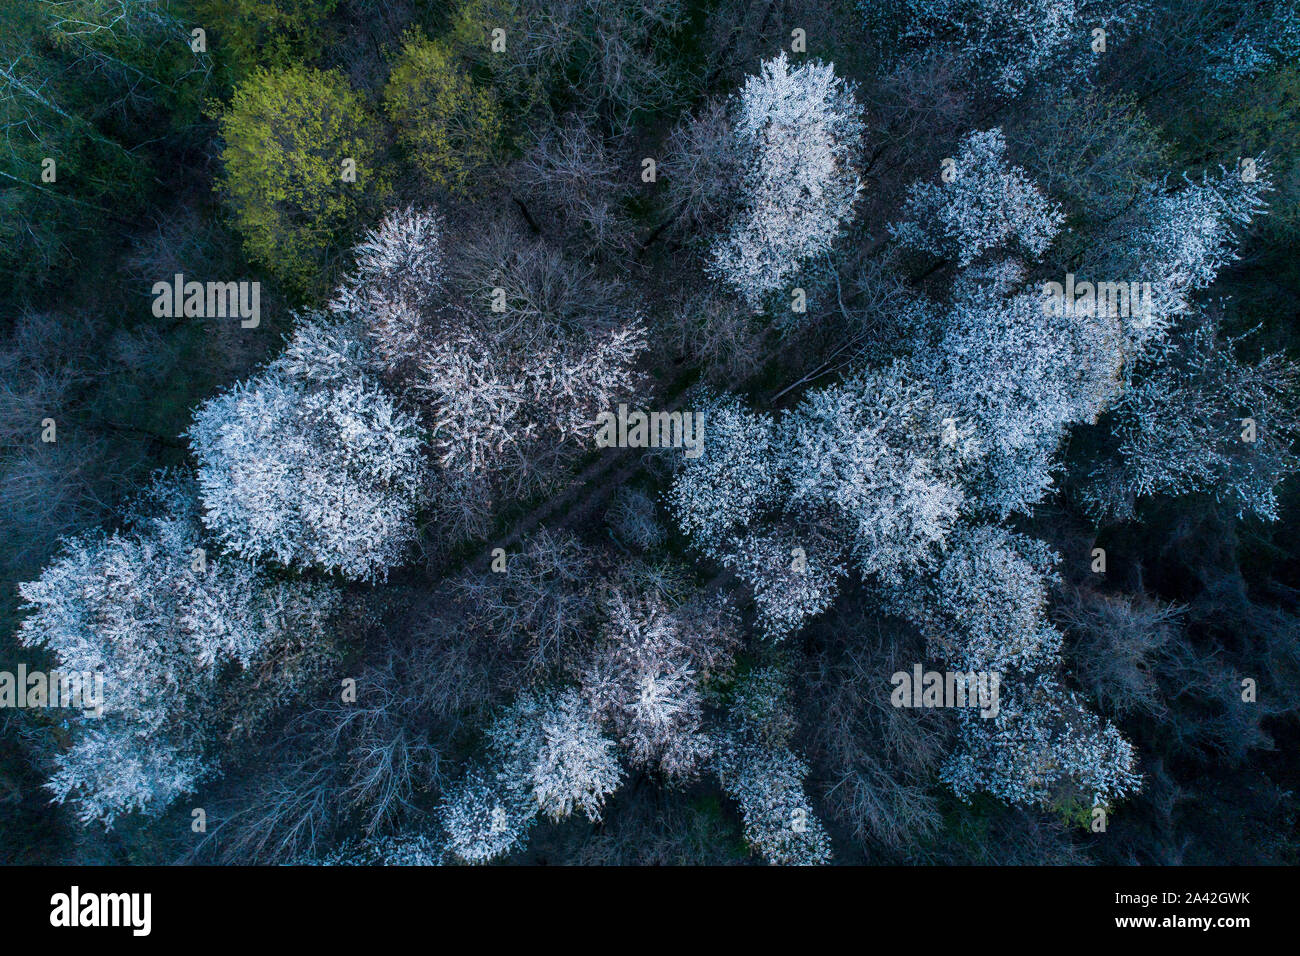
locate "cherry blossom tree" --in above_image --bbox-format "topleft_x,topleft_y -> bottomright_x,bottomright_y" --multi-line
707,53 -> 865,306
1080,162 -> 1271,354
1085,316 -> 1300,520
943,673 -> 1142,811
670,364 -> 979,631
16,474 -> 340,825
913,262 -> 1124,515
440,687 -> 623,863
720,525 -> 846,640
188,313 -> 424,581
880,522 -> 1141,813
782,360 -> 980,583
714,668 -> 832,865
582,590 -> 739,780
884,524 -> 1064,673
890,127 -> 1064,266
492,689 -> 624,824
329,205 -> 446,378
864,0 -> 1143,95
666,393 -> 783,553
439,766 -> 535,865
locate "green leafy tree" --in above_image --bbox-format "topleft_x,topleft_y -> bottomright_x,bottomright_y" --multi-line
217,64 -> 385,294
383,30 -> 501,194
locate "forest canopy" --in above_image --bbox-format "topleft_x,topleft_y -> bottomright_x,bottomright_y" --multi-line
1,0 -> 1299,867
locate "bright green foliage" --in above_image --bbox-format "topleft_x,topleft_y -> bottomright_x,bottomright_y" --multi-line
217,65 -> 385,294
383,30 -> 501,194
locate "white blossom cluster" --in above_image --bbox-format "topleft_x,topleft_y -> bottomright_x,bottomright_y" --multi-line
783,361 -> 980,583
439,767 -> 536,865
16,474 -> 339,825
583,590 -> 738,780
485,689 -> 624,825
714,669 -> 831,865
520,690 -> 624,823
1082,164 -> 1271,354
884,135 -> 1123,515
276,311 -> 372,386
188,313 -> 424,581
1097,316 -> 1300,521
708,53 -> 865,306
882,522 -> 1141,810
440,688 -> 623,864
419,332 -> 529,472
869,144 -> 1274,812
667,342 -> 1143,809
669,365 -> 980,635
440,590 -> 740,864
890,128 -> 1064,266
942,673 -> 1141,810
418,320 -> 647,473
329,205 -> 446,376
720,527 -> 845,640
916,263 -> 1124,515
665,393 -> 782,549
886,525 -> 1063,674
891,149 -> 1274,522
864,0 -> 1143,94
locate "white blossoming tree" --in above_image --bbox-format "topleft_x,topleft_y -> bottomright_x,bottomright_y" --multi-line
914,263 -> 1124,515
670,365 -> 979,634
783,360 -> 980,584
16,474 -> 340,826
1080,162 -> 1271,354
720,525 -> 846,641
708,53 -> 865,306
1085,316 -> 1300,520
439,766 -> 536,865
188,313 -> 425,581
881,522 -> 1141,813
440,688 -> 623,864
490,689 -> 624,824
942,674 -> 1142,811
714,668 -> 832,865
329,205 -> 447,378
890,127 -> 1064,266
665,393 -> 783,552
885,524 -> 1064,673
864,0 -> 1143,95
583,590 -> 739,781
